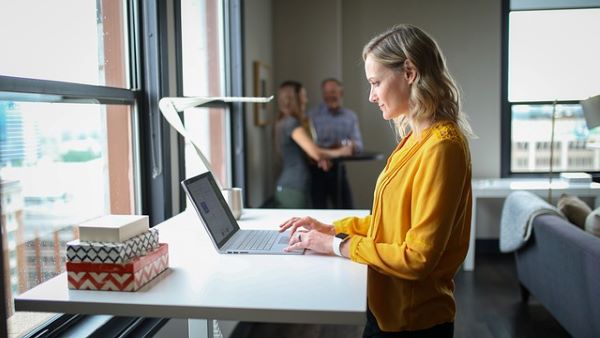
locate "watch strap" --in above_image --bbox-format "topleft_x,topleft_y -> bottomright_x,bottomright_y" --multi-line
332,236 -> 343,256
332,233 -> 349,256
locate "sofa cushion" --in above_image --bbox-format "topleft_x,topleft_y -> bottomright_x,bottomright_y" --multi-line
584,207 -> 600,237
557,193 -> 591,228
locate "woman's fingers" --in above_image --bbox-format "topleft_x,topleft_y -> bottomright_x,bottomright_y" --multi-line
280,216 -> 333,237
287,229 -> 305,245
284,230 -> 333,254
278,217 -> 300,232
285,230 -> 307,251
281,216 -> 312,233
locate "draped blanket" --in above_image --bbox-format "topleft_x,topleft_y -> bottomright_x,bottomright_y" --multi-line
499,190 -> 565,252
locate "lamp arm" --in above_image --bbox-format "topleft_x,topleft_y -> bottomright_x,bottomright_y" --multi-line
158,98 -> 223,190
169,95 -> 274,111
158,95 -> 274,190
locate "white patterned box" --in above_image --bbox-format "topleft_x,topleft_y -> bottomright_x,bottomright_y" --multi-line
66,228 -> 159,264
67,243 -> 169,291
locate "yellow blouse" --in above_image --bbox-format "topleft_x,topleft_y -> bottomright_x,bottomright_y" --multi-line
334,121 -> 472,331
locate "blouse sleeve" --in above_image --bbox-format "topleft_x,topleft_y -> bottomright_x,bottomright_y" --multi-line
333,215 -> 371,236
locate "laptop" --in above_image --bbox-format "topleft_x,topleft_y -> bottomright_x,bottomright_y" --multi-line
181,172 -> 304,255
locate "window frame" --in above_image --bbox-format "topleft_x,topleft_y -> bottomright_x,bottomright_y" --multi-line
0,225 -> 6,338
0,0 -> 246,334
226,0 -> 247,193
500,0 -> 600,178
0,0 -> 147,335
174,0 -> 247,212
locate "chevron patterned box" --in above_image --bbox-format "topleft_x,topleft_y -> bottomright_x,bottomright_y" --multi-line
66,228 -> 159,264
66,243 -> 169,291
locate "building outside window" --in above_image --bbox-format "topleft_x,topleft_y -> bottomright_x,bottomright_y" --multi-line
505,5 -> 600,175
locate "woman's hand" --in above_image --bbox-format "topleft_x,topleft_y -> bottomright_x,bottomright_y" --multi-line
279,216 -> 335,236
338,142 -> 354,157
317,159 -> 332,171
284,229 -> 334,254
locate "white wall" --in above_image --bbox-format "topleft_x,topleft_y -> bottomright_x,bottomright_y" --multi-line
245,0 -> 504,238
339,0 -> 502,238
272,0 -> 342,104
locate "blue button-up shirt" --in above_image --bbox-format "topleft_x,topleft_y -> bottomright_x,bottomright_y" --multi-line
307,103 -> 363,153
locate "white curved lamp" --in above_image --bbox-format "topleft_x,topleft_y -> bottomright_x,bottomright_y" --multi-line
158,95 -> 273,190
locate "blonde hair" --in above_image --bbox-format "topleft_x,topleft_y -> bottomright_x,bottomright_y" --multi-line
277,81 -> 305,122
362,24 -> 474,139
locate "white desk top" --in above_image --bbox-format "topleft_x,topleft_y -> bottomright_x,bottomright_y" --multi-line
472,178 -> 600,197
14,208 -> 369,325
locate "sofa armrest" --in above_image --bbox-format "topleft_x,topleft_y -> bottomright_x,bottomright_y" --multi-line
515,214 -> 600,338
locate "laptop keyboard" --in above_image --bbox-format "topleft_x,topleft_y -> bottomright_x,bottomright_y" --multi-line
236,230 -> 280,251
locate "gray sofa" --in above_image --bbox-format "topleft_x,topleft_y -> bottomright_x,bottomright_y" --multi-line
515,214 -> 600,338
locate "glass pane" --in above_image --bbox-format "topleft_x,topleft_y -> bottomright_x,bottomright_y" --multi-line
508,8 -> 600,102
0,0 -> 129,88
511,103 -> 600,173
181,0 -> 229,186
183,107 -> 228,184
181,0 -> 224,97
1,100 -> 134,336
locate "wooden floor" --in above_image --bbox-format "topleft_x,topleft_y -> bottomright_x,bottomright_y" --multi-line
232,254 -> 571,338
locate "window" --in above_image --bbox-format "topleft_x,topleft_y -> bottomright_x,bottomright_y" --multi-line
0,0 -> 129,88
1,0 -> 243,335
503,2 -> 600,175
0,1 -> 138,336
181,0 -> 230,186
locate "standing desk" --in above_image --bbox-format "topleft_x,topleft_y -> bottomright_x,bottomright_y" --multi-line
14,208 -> 369,337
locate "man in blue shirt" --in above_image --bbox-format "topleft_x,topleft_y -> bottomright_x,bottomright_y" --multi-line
307,78 -> 363,209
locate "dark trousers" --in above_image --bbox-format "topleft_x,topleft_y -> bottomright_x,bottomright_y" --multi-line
363,307 -> 454,338
310,163 -> 354,209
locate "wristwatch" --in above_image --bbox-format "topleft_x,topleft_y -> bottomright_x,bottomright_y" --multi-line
332,233 -> 350,257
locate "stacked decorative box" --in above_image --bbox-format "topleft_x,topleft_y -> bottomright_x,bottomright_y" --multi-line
66,215 -> 169,291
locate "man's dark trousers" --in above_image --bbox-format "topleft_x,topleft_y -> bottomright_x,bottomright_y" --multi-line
310,163 -> 354,209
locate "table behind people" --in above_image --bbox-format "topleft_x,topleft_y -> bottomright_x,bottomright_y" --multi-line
308,78 -> 364,209
332,151 -> 385,207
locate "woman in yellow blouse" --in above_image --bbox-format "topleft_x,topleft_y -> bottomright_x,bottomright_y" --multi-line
280,24 -> 473,337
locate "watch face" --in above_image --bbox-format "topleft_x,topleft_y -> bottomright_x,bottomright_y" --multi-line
335,233 -> 349,240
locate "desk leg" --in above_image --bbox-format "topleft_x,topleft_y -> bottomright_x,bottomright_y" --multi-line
337,164 -> 343,208
188,319 -> 214,338
463,197 -> 477,271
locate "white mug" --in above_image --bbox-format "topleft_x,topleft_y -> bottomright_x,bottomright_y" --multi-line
221,187 -> 243,220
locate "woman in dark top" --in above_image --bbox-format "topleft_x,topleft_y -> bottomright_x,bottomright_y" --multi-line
274,81 -> 353,208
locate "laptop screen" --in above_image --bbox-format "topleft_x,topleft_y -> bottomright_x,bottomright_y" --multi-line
181,172 -> 239,248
